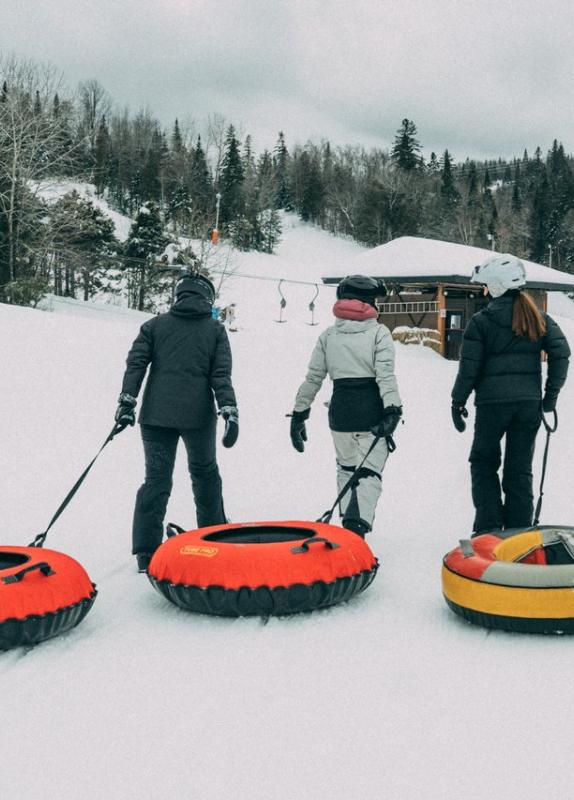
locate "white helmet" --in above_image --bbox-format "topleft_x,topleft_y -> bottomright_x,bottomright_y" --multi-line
470,254 -> 526,298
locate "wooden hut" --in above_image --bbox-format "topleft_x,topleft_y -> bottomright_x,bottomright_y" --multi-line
323,237 -> 574,360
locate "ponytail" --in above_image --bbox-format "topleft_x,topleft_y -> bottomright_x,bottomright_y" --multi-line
512,290 -> 546,342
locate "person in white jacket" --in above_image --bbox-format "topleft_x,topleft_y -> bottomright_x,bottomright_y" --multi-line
290,274 -> 402,537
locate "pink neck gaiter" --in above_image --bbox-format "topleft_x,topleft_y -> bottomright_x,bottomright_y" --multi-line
333,299 -> 378,321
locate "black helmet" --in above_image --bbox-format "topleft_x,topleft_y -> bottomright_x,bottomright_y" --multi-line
175,274 -> 216,305
336,274 -> 386,305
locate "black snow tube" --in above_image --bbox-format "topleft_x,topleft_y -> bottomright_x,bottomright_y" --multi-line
0,546 -> 97,650
148,520 -> 379,617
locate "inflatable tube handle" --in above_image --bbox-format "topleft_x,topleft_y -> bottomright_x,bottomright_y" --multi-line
291,537 -> 341,554
459,540 -> 475,558
166,522 -> 186,538
2,562 -> 56,584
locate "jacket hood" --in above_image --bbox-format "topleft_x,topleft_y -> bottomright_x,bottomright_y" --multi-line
170,294 -> 213,318
483,294 -> 515,329
333,299 -> 378,321
334,317 -> 379,334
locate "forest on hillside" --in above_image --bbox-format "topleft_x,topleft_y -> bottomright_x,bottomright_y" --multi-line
1,54 -> 574,310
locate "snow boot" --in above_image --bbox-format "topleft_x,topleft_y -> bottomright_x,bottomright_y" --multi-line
342,518 -> 371,538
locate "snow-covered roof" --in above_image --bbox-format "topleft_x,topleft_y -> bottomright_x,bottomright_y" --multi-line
323,236 -> 574,291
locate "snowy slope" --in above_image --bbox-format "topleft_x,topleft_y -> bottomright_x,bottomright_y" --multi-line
2,217 -> 574,800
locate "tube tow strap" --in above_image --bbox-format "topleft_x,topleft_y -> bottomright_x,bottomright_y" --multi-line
30,423 -> 123,548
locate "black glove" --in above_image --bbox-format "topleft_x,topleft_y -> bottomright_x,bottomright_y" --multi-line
289,408 -> 310,453
371,406 -> 402,438
115,393 -> 137,432
220,406 -> 239,448
542,394 -> 557,413
451,403 -> 469,433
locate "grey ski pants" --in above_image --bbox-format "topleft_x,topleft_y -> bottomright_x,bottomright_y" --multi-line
331,431 -> 389,530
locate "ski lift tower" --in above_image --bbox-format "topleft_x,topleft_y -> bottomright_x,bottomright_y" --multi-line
212,192 -> 222,244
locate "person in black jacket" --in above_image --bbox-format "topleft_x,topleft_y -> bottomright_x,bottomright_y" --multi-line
115,274 -> 238,571
451,254 -> 570,534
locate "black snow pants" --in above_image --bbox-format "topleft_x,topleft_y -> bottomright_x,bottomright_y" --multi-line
469,401 -> 542,533
132,421 -> 226,554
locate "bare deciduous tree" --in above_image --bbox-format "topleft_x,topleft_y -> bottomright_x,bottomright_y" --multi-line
0,55 -> 84,300
78,78 -> 111,152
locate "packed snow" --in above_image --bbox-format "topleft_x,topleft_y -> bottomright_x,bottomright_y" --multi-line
1,214 -> 574,800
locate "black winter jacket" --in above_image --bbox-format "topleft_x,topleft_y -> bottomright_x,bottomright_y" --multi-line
451,294 -> 570,406
121,294 -> 237,429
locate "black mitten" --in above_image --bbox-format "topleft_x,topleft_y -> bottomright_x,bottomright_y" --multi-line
289,408 -> 310,453
115,393 -> 137,432
371,406 -> 402,438
451,403 -> 469,433
220,406 -> 239,448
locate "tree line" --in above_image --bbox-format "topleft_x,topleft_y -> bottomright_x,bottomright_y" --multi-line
1,55 -> 573,310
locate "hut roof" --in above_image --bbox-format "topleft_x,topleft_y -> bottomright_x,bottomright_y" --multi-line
322,236 -> 574,292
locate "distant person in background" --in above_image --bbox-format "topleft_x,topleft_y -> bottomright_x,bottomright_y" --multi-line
220,303 -> 237,332
451,254 -> 570,534
115,274 -> 239,572
226,303 -> 237,332
290,274 -> 402,538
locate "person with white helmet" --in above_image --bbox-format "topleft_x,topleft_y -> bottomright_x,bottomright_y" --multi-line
290,274 -> 402,538
451,253 -> 570,534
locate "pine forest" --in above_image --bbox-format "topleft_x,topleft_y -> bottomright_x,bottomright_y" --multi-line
1,55 -> 574,310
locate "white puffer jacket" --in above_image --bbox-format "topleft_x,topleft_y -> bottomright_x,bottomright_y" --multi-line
294,318 -> 402,431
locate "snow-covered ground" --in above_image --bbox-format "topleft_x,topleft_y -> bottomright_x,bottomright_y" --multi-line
2,214 -> 574,800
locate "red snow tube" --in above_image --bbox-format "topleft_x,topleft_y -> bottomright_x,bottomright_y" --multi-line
0,546 -> 97,650
148,520 -> 378,616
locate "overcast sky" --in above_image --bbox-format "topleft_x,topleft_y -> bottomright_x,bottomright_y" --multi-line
2,0 -> 574,161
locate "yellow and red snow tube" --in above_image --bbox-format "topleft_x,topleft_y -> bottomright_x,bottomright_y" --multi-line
148,520 -> 378,616
442,526 -> 574,634
0,546 -> 97,650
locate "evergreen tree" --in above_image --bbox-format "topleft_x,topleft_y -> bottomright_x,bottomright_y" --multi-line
49,191 -> 118,300
427,152 -> 440,174
298,151 -> 325,222
391,118 -> 422,171
94,116 -> 110,196
165,120 -> 189,230
124,201 -> 170,311
231,135 -> 259,249
167,182 -> 192,233
257,208 -> 282,253
188,135 -> 213,233
219,125 -> 244,227
545,140 -> 574,264
440,150 -> 459,207
466,161 -> 479,208
257,150 -> 275,209
140,128 -> 166,203
171,119 -> 184,154
273,131 -> 292,210
483,167 -> 492,191
511,165 -> 522,213
529,168 -> 550,262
